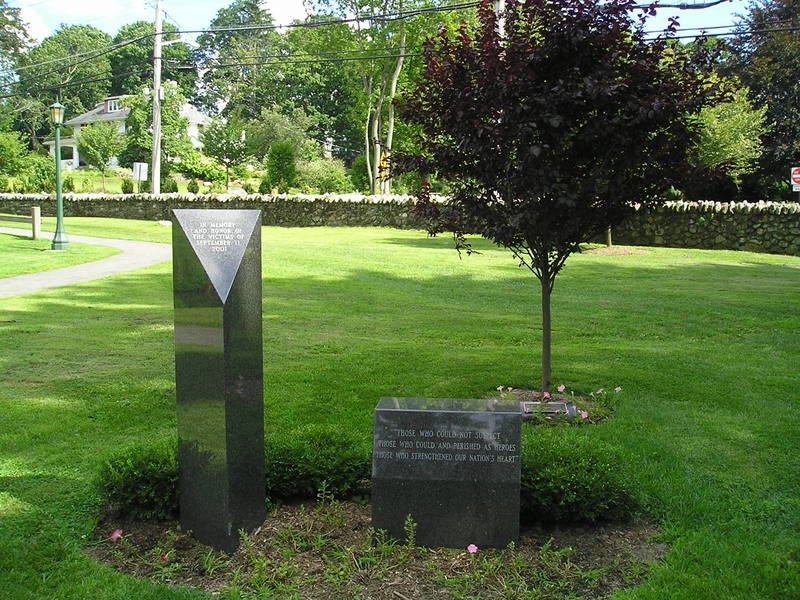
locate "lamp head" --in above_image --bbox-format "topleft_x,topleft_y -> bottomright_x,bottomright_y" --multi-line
49,102 -> 66,125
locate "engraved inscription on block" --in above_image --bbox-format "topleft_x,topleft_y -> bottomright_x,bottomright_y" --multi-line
372,398 -> 521,549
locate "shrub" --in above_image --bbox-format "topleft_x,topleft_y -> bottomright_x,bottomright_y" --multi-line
0,175 -> 10,192
177,150 -> 226,183
350,155 -> 370,193
96,423 -> 636,525
258,175 -> 271,194
96,425 -> 371,520
242,181 -> 255,194
96,437 -> 178,521
296,158 -> 352,194
264,425 -> 371,500
519,428 -> 638,523
18,153 -> 55,193
120,178 -> 134,194
186,178 -> 199,194
265,142 -> 296,193
160,176 -> 179,193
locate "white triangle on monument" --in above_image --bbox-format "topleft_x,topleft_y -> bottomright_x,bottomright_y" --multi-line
174,209 -> 260,303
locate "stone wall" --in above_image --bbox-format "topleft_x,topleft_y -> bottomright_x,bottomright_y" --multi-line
1,194 -> 798,256
605,201 -> 800,256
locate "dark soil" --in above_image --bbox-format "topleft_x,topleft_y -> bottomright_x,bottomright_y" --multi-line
87,500 -> 667,599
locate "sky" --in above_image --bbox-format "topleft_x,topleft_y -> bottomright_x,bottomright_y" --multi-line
11,0 -> 752,44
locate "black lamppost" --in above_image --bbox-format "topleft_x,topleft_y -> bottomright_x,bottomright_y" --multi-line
49,101 -> 68,250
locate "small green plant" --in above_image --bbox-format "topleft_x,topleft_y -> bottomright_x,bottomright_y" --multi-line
201,548 -> 224,576
186,178 -> 199,194
258,175 -> 271,194
63,175 -> 76,193
120,178 -> 134,194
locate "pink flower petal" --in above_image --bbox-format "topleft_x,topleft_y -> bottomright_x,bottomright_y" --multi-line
580,411 -> 589,419
496,386 -> 504,391
161,555 -> 168,562
110,529 -> 123,542
508,387 -> 513,391
614,386 -> 622,392
467,544 -> 478,554
557,384 -> 566,393
543,391 -> 551,399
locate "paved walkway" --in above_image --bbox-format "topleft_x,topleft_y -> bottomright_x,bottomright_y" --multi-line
0,227 -> 171,298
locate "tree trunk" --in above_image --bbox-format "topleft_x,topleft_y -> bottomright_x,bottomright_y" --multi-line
381,27 -> 406,195
606,226 -> 613,247
101,170 -> 106,193
371,72 -> 388,194
540,275 -> 552,393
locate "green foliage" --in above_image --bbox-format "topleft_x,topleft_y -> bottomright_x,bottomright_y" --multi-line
265,142 -> 297,193
96,437 -> 178,521
258,174 -> 271,194
120,82 -> 192,172
110,21 -> 195,97
120,178 -> 134,194
177,149 -> 226,183
77,122 -> 126,191
296,157 -> 353,194
691,86 -> 768,183
520,429 -> 638,523
0,130 -> 27,175
350,155 -> 370,192
63,175 -> 75,193
264,425 -> 371,500
728,0 -> 800,180
187,178 -> 200,194
160,176 -> 179,193
200,117 -> 248,186
16,153 -> 55,193
244,106 -> 320,161
193,0 -> 280,114
96,426 -> 371,519
16,25 -> 112,119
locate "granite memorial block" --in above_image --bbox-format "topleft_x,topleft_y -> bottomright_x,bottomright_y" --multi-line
172,209 -> 265,553
372,398 -> 521,549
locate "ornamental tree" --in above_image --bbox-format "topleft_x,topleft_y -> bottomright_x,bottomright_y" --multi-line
77,122 -> 125,192
397,0 -> 722,391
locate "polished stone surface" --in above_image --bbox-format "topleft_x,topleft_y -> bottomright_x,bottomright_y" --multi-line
172,209 -> 264,553
372,398 -> 521,549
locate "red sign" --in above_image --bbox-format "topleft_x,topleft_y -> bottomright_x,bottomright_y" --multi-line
792,167 -> 800,185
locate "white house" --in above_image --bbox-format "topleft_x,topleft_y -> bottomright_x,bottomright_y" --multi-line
45,94 -> 209,171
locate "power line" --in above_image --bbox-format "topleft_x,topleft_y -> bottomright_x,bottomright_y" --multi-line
2,1 -> 479,78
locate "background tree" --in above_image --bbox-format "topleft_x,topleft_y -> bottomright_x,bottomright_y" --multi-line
76,121 -> 125,191
0,0 -> 30,106
727,0 -> 800,189
110,21 -> 196,97
193,0 -> 280,114
398,0 -> 721,391
305,0 -> 468,193
244,106 -> 319,162
15,25 -> 112,121
200,117 -> 248,188
120,82 -> 192,176
687,84 -> 768,199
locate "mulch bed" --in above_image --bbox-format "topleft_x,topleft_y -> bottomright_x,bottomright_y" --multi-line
87,500 -> 667,599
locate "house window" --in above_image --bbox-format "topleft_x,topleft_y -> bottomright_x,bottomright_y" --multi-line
107,99 -> 119,112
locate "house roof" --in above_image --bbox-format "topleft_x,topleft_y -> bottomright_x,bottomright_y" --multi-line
65,101 -> 130,127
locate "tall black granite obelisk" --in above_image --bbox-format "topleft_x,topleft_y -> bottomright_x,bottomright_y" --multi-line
172,209 -> 265,553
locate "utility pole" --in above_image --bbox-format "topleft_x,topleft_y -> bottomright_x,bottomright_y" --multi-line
151,0 -> 163,195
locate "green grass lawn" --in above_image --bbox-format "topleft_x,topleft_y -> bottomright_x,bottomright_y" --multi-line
0,231 -> 121,278
0,223 -> 798,599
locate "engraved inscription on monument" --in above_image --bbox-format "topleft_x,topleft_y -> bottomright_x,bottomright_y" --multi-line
187,220 -> 246,253
372,398 -> 521,549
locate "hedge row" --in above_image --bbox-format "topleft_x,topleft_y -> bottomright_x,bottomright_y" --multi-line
1,193 -> 798,255
96,425 -> 639,524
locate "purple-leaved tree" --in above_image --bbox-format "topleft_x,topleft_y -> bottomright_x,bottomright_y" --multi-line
397,0 -> 723,392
